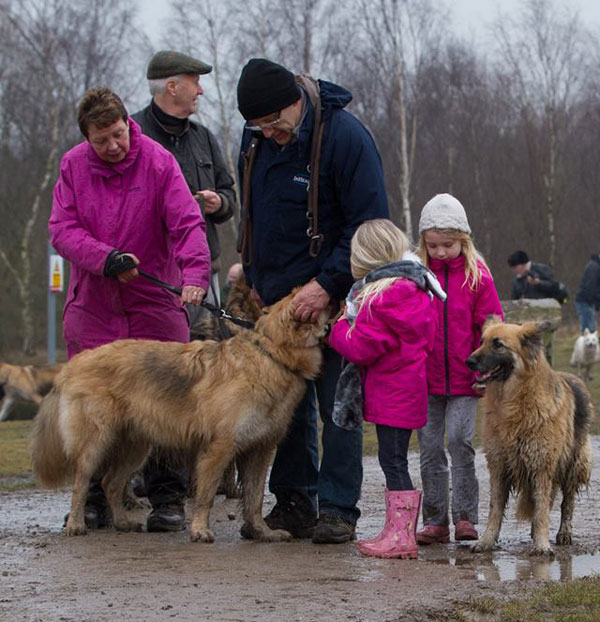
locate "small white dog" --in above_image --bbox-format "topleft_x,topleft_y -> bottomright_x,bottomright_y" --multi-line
570,329 -> 600,382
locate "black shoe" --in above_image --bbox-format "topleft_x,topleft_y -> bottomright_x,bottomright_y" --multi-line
312,512 -> 356,544
146,503 -> 186,532
264,495 -> 317,539
63,505 -> 112,530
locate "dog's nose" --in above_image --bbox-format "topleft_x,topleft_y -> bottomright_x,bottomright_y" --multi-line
466,356 -> 477,370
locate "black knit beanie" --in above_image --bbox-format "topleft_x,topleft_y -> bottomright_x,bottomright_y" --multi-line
507,250 -> 530,267
237,58 -> 301,120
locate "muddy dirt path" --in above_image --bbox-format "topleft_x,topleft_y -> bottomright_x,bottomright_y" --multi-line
1,439 -> 600,622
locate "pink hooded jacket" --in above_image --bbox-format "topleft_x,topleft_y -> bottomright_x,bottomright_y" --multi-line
329,279 -> 437,429
49,119 -> 210,358
426,255 -> 503,396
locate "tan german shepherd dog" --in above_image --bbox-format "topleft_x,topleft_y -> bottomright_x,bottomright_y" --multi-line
0,362 -> 63,421
30,290 -> 327,542
467,318 -> 594,556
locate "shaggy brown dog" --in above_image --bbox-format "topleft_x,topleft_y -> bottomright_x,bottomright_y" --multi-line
467,318 -> 594,556
0,362 -> 63,421
30,290 -> 327,542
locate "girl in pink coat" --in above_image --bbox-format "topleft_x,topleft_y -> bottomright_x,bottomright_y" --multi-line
329,219 -> 445,559
416,194 -> 504,545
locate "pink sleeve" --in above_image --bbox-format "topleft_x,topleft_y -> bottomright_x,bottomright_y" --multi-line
474,269 -> 505,328
48,157 -> 114,274
160,157 -> 211,291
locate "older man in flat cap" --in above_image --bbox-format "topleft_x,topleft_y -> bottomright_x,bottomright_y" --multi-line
132,51 -> 236,533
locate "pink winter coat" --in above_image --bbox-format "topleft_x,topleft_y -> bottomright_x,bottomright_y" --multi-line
329,279 -> 437,429
49,119 -> 210,358
426,255 -> 503,396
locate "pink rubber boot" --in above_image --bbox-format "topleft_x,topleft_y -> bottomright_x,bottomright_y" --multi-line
357,490 -> 421,559
359,488 -> 389,545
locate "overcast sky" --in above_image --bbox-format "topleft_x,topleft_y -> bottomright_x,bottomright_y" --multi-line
137,0 -> 600,48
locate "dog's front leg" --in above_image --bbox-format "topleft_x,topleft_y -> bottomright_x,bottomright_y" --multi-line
529,474 -> 554,556
238,447 -> 292,542
190,441 -> 236,543
556,475 -> 577,546
472,458 -> 510,553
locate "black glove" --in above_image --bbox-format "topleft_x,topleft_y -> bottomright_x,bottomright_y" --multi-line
103,250 -> 137,278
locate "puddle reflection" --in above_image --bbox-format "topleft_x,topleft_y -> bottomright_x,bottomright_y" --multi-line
445,552 -> 600,582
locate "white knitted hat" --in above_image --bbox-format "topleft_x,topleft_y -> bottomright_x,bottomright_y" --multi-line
418,193 -> 471,235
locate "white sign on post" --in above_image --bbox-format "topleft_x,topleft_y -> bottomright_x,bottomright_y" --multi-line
49,254 -> 64,293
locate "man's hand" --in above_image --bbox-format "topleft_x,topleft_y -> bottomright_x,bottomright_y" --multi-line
195,190 -> 222,215
182,285 -> 206,306
292,280 -> 331,323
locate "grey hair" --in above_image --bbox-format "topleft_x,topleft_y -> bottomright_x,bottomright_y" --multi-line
148,75 -> 183,96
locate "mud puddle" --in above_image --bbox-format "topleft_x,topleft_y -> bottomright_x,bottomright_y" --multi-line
1,438 -> 599,621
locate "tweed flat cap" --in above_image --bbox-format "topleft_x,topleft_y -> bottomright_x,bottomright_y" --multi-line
147,51 -> 212,79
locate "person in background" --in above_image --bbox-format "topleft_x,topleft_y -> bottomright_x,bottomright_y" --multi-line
132,51 -> 236,532
416,194 -> 504,545
132,50 -> 235,310
329,219 -> 442,559
574,252 -> 600,334
508,250 -> 558,301
49,87 -> 210,531
236,58 -> 389,544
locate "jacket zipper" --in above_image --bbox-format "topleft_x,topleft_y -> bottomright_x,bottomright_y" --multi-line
444,264 -> 450,396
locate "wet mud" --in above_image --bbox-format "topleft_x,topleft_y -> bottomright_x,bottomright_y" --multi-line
1,439 -> 599,621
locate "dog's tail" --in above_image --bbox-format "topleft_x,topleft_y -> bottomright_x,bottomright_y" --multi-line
30,387 -> 73,487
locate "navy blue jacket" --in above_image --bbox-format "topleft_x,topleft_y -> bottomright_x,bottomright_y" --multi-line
576,254 -> 600,308
238,80 -> 389,306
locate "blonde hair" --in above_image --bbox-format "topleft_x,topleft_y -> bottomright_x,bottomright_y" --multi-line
350,219 -> 412,320
417,228 -> 488,290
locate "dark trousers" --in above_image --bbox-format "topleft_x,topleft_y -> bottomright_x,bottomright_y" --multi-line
376,424 -> 413,491
268,347 -> 363,524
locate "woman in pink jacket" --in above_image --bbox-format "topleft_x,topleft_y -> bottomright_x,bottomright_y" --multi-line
329,219 -> 444,559
416,194 -> 504,545
50,87 -> 210,357
48,87 -> 210,531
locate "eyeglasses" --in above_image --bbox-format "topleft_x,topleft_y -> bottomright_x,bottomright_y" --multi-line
245,112 -> 282,132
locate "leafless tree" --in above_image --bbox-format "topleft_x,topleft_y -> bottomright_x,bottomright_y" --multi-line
0,0 -> 149,354
493,0 -> 589,266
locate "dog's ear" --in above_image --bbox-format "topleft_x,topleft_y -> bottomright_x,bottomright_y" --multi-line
583,328 -> 590,336
519,321 -> 548,362
483,315 -> 502,333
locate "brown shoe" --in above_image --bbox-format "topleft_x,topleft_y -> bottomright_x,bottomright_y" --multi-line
416,524 -> 450,545
311,513 -> 356,544
454,521 -> 478,541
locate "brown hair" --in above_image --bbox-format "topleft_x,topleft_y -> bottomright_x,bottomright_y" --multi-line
77,87 -> 128,137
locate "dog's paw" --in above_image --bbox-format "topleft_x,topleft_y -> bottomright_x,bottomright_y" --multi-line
260,528 -> 293,543
65,522 -> 87,536
190,527 -> 215,543
529,544 -> 555,557
471,540 -> 495,553
114,520 -> 143,532
556,532 -> 572,546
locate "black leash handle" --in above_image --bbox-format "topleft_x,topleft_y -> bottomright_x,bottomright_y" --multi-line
138,269 -> 182,296
137,270 -> 255,329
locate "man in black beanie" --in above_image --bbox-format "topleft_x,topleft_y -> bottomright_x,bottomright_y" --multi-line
131,51 -> 236,533
508,250 -> 561,301
236,58 -> 389,544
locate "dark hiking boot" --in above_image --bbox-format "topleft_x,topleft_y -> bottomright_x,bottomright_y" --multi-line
264,495 -> 317,539
146,503 -> 186,532
312,512 -> 356,544
63,505 -> 112,530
